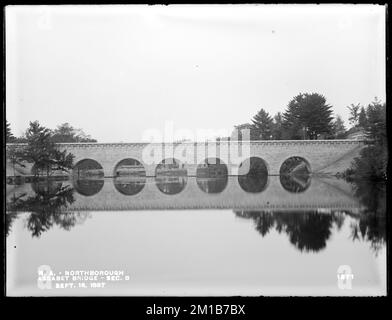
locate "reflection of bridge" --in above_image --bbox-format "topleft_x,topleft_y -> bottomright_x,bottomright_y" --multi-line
6,140 -> 366,177
6,176 -> 363,212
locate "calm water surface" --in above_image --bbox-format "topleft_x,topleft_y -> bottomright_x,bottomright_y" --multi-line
6,176 -> 386,296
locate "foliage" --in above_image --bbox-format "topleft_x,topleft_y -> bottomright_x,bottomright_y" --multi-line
6,182 -> 81,237
364,98 -> 386,145
251,108 -> 274,140
7,145 -> 26,176
282,93 -> 334,139
271,112 -> 283,140
15,121 -> 74,176
332,115 -> 347,139
235,211 -> 340,252
345,98 -> 387,181
358,106 -> 368,128
6,120 -> 16,142
6,121 -> 97,144
347,103 -> 361,127
348,180 -> 386,254
51,123 -> 97,143
347,146 -> 387,181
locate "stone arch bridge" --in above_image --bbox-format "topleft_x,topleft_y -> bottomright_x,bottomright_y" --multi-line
6,140 -> 366,177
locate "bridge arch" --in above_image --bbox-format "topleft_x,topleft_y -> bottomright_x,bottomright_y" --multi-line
279,156 -> 311,175
196,157 -> 228,194
155,158 -> 187,195
279,156 -> 312,193
113,158 -> 146,177
73,158 -> 104,178
113,158 -> 147,196
72,159 -> 105,197
237,156 -> 269,193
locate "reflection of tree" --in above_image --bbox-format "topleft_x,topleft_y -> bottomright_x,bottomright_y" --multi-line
348,180 -> 386,254
277,213 -> 333,252
6,181 -> 87,238
235,210 -> 344,253
5,193 -> 26,237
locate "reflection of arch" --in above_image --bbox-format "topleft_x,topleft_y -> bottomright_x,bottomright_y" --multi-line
280,174 -> 311,193
238,157 -> 269,193
155,158 -> 187,195
73,159 -> 104,178
73,178 -> 104,197
196,157 -> 228,194
114,176 -> 146,196
32,181 -> 63,196
279,156 -> 311,193
113,158 -> 146,177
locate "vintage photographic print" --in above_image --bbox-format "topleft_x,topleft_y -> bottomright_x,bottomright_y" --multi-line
5,4 -> 387,298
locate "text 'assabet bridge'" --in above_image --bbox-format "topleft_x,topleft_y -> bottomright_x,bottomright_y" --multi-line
6,139 -> 367,177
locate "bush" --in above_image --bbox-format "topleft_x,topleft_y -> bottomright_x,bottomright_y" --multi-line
347,145 -> 387,181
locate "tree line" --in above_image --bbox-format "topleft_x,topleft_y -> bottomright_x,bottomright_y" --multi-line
6,121 -> 97,143
235,92 -> 384,141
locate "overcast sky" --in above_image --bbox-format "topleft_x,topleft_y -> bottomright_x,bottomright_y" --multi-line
6,4 -> 386,142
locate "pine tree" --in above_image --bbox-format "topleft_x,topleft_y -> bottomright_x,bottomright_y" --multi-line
282,93 -> 334,139
251,108 -> 274,140
365,98 -> 386,146
358,106 -> 368,128
6,120 -> 15,143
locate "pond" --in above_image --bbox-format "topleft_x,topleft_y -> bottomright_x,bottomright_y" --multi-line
5,174 -> 386,296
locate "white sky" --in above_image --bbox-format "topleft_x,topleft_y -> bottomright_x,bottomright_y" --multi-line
6,4 -> 386,142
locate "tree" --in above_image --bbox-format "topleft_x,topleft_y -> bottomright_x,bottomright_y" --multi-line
332,115 -> 346,139
271,112 -> 283,140
17,121 -> 74,177
51,123 -> 97,143
365,98 -> 386,145
345,98 -> 387,181
347,103 -> 361,127
6,120 -> 15,143
251,108 -> 274,140
282,93 -> 334,140
358,106 -> 368,128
